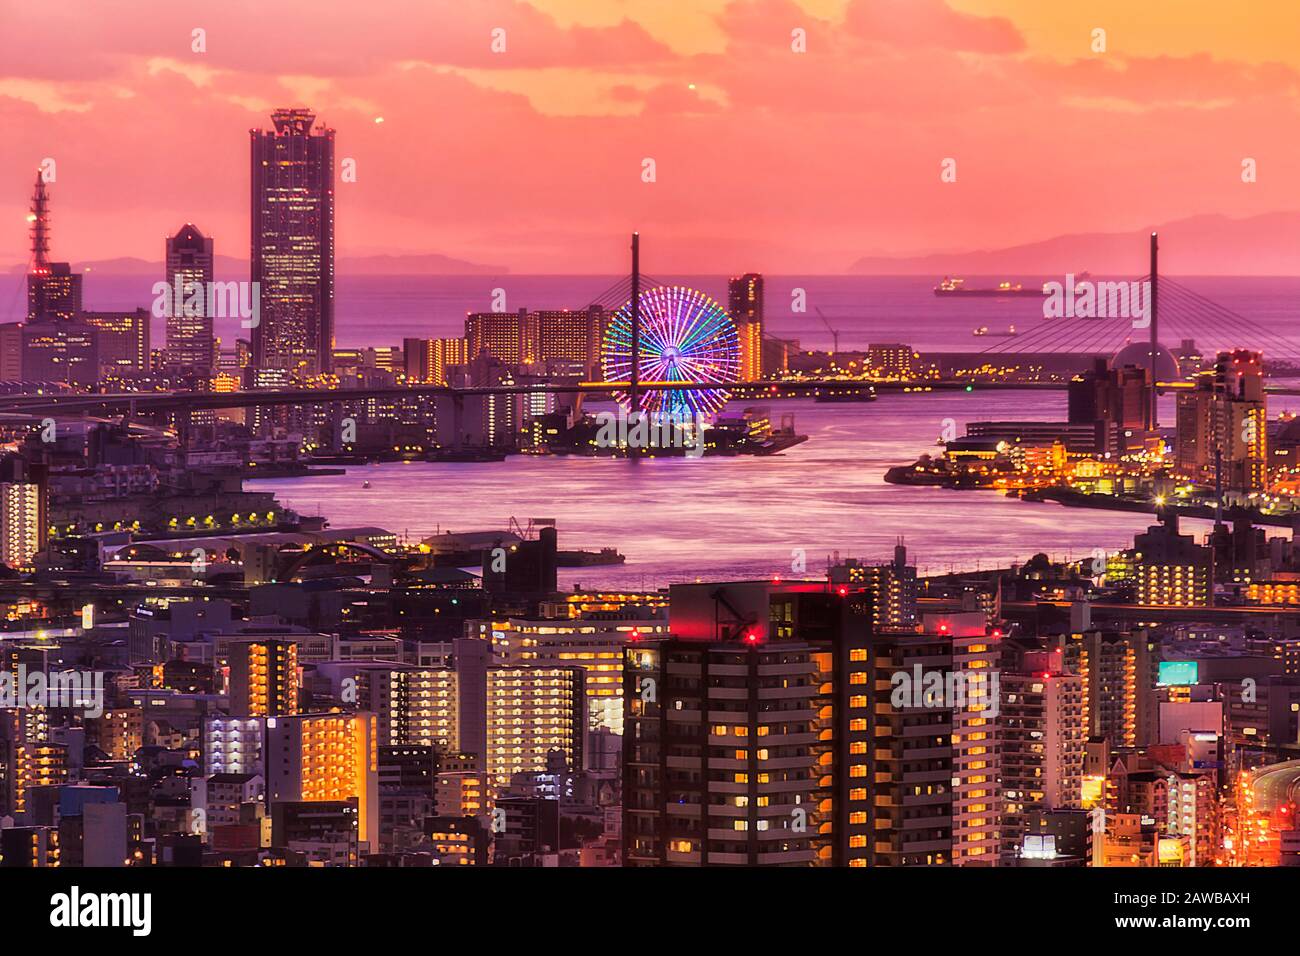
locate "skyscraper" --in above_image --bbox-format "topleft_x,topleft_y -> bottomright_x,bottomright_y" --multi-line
250,109 -> 335,378
728,273 -> 763,381
26,172 -> 82,323
164,224 -> 216,372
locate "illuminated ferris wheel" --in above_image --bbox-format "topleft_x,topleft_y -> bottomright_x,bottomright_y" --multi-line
601,286 -> 741,420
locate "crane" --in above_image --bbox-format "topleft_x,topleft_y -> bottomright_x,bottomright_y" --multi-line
814,307 -> 840,354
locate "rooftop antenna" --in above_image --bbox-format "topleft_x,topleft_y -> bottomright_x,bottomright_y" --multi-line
30,170 -> 50,268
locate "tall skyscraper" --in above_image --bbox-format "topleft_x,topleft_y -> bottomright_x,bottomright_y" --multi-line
165,224 -> 216,372
728,273 -> 764,381
250,109 -> 335,378
25,172 -> 82,323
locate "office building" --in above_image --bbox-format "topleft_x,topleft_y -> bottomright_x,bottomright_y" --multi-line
164,223 -> 216,371
84,309 -> 151,376
250,108 -> 335,377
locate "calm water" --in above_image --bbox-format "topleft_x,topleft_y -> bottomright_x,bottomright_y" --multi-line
249,393 -> 1300,590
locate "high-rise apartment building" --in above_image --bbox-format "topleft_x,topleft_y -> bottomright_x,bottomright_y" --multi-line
484,666 -> 584,789
352,664 -> 458,749
1061,629 -> 1159,748
1000,650 -> 1086,861
728,274 -> 763,381
265,711 -> 378,853
227,638 -> 300,717
533,307 -> 605,373
489,613 -> 668,734
465,310 -> 534,366
624,581 -> 879,867
0,481 -> 44,569
250,108 -> 335,378
1176,349 -> 1267,492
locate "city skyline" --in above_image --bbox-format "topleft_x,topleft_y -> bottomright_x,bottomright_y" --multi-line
1,2 -> 1298,920
2,0 -> 1299,273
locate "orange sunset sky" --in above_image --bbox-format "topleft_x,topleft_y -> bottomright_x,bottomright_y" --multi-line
2,0 -> 1298,273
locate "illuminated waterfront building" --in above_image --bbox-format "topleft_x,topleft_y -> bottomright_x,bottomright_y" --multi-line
728,274 -> 764,380
1067,359 -> 1154,455
1000,650 -> 1086,862
250,108 -> 335,377
484,666 -> 584,789
265,711 -> 378,853
164,223 -> 216,372
403,336 -> 468,385
867,343 -> 916,378
465,310 -> 534,366
1175,349 -> 1267,492
228,638 -> 300,717
533,307 -> 605,374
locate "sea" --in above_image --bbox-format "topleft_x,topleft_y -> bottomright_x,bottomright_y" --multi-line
3,273 -> 1298,588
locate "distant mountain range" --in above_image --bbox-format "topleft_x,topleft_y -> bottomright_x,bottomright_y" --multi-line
849,212 -> 1300,276
5,252 -> 506,276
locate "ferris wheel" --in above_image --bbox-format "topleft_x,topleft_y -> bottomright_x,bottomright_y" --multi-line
601,285 -> 741,420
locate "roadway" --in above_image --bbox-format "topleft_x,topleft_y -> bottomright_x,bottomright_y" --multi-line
1252,759 -> 1300,814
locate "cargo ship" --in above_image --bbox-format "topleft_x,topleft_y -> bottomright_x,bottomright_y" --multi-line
934,277 -> 1046,297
